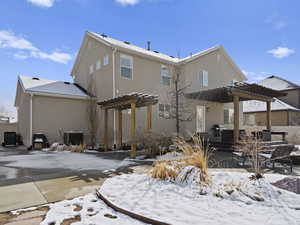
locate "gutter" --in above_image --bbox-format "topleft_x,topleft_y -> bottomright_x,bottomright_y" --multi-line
112,47 -> 117,148
29,93 -> 33,147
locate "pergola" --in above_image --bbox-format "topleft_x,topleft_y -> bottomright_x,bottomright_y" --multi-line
98,93 -> 159,158
186,82 -> 286,144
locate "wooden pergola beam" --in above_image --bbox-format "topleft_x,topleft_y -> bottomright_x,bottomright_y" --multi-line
233,95 -> 240,145
103,109 -> 108,151
266,101 -> 271,130
147,104 -> 152,131
131,103 -> 136,159
230,90 -> 273,102
117,109 -> 123,149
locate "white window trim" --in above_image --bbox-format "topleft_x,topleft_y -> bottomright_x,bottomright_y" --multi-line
103,55 -> 109,66
161,65 -> 171,86
120,54 -> 133,80
96,59 -> 101,70
158,103 -> 171,119
224,108 -> 234,124
199,70 -> 208,87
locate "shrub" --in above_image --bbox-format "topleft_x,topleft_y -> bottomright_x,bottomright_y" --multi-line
136,131 -> 172,158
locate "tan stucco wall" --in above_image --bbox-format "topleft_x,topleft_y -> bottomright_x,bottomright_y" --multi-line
279,89 -> 300,108
244,111 -> 289,126
16,83 -> 31,146
0,123 -> 17,144
32,95 -> 89,144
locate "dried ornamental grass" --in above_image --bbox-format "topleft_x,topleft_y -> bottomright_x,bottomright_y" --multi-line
151,161 -> 178,181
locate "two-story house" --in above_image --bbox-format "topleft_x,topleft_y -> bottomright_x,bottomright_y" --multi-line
15,31 -> 246,148
71,31 -> 246,147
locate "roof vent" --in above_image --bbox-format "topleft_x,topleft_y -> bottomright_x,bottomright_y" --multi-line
170,56 -> 175,58
147,41 -> 151,51
32,77 -> 40,80
153,50 -> 159,53
124,41 -> 130,45
101,34 -> 107,38
64,82 -> 71,85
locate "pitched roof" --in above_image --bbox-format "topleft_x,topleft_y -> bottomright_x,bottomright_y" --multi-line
243,98 -> 300,113
258,75 -> 300,91
18,76 -> 89,99
71,31 -> 246,81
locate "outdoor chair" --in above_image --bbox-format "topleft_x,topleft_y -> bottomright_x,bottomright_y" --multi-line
232,151 -> 248,167
259,145 -> 295,173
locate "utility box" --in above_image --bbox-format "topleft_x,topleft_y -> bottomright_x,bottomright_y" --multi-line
3,132 -> 17,146
64,131 -> 84,145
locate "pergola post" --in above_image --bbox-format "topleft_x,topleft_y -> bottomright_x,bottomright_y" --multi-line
233,95 -> 240,145
147,104 -> 152,131
117,109 -> 122,149
266,101 -> 271,131
103,109 -> 108,151
131,102 -> 137,159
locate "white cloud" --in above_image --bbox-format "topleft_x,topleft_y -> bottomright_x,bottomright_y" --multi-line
115,0 -> 140,6
27,0 -> 55,8
267,47 -> 295,59
0,30 -> 72,64
242,70 -> 268,83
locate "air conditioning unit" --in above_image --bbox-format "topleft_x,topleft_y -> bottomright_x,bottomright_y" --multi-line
64,131 -> 84,146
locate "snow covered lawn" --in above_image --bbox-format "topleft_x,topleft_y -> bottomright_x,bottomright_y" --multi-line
100,171 -> 300,225
35,171 -> 300,225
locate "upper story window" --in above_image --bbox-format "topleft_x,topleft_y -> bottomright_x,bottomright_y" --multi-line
96,59 -> 101,70
89,64 -> 94,75
161,65 -> 171,86
159,103 -> 171,119
199,70 -> 208,87
120,54 -> 133,79
103,55 -> 109,66
224,108 -> 234,124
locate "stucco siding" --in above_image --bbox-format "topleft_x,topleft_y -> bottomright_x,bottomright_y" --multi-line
279,89 -> 300,108
32,95 -> 89,144
17,84 -> 31,146
244,111 -> 289,126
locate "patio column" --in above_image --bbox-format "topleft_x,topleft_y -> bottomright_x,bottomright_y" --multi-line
266,101 -> 271,131
117,109 -> 122,149
233,95 -> 240,145
103,109 -> 108,151
147,104 -> 152,131
131,102 -> 137,159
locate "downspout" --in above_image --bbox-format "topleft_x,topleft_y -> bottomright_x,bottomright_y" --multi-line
29,93 -> 33,148
112,47 -> 117,148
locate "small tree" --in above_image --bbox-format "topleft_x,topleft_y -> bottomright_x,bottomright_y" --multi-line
168,67 -> 192,136
87,75 -> 99,149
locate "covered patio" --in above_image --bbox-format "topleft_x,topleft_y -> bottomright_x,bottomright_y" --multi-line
186,82 -> 287,145
98,93 -> 158,158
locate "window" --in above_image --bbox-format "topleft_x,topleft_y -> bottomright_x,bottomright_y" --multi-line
120,54 -> 133,79
89,64 -> 94,75
224,108 -> 234,124
159,104 -> 171,118
199,70 -> 208,87
96,59 -> 101,70
161,65 -> 171,86
103,55 -> 109,66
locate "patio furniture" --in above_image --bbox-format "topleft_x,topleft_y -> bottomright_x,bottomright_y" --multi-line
232,151 -> 248,167
259,144 -> 295,173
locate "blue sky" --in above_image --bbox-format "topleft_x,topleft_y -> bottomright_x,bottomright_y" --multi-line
0,0 -> 299,117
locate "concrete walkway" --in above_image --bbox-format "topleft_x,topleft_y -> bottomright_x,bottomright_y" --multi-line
0,175 -> 104,213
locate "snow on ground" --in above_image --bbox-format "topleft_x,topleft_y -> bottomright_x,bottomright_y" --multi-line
40,193 -> 144,225
99,171 -> 300,225
0,151 -> 135,171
